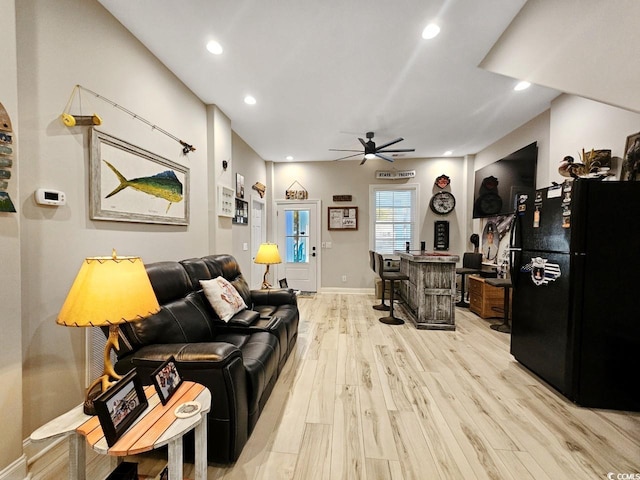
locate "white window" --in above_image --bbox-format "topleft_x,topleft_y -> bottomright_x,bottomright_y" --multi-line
370,184 -> 419,254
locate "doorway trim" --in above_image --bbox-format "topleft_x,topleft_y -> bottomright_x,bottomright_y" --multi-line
275,199 -> 321,292
250,194 -> 266,289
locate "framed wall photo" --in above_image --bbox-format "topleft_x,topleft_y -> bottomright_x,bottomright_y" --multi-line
94,369 -> 148,447
151,356 -> 183,405
90,130 -> 189,225
328,206 -> 358,230
236,173 -> 245,198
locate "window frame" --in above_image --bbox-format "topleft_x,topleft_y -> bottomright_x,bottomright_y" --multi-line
369,183 -> 420,254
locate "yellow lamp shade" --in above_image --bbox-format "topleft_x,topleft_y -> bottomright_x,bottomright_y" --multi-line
57,253 -> 160,327
254,243 -> 282,265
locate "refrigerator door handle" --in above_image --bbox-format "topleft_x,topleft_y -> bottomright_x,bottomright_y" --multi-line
509,215 -> 522,284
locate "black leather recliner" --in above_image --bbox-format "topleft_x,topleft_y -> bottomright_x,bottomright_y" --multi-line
111,254 -> 299,464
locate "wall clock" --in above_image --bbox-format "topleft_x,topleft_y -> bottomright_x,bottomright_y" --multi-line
429,191 -> 456,215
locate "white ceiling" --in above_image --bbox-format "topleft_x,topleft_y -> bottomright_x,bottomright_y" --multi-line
98,0 -> 560,163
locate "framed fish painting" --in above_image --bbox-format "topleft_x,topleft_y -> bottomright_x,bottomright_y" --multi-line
90,129 -> 189,225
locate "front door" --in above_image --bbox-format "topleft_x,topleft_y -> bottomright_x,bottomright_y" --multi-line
276,201 -> 319,292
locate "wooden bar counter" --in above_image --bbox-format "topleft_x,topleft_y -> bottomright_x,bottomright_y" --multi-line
396,251 -> 460,330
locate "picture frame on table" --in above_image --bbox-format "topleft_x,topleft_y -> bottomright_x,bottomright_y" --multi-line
151,356 -> 183,405
94,369 -> 148,447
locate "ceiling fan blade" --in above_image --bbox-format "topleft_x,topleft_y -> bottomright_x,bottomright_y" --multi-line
375,137 -> 404,151
360,157 -> 367,165
358,137 -> 368,149
378,148 -> 416,153
333,153 -> 364,161
375,152 -> 395,162
329,149 -> 363,152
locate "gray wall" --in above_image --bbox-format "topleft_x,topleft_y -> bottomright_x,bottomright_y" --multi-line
273,156 -> 469,289
17,0 -> 211,438
0,0 -> 25,475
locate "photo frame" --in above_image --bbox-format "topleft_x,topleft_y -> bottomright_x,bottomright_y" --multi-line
151,356 -> 183,405
236,173 -> 245,199
94,369 -> 148,447
279,278 -> 289,288
328,206 -> 358,230
90,129 -> 189,225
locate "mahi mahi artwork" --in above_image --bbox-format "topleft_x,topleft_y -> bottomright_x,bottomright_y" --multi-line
103,160 -> 183,213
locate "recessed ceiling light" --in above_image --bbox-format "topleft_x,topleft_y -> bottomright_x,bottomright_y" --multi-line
421,23 -> 440,40
514,81 -> 531,91
286,155 -> 293,161
443,150 -> 453,156
206,40 -> 223,55
244,95 -> 256,105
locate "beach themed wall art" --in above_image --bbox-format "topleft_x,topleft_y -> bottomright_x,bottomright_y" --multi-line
90,129 -> 189,225
0,102 -> 16,213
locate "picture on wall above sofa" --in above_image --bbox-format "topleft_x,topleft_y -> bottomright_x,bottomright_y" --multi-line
90,129 -> 189,225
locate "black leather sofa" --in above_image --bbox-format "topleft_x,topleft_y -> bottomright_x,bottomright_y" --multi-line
111,254 -> 299,463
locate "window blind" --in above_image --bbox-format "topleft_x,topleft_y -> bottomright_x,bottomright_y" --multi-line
373,188 -> 415,254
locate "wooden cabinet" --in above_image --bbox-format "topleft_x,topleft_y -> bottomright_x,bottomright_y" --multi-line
468,275 -> 510,319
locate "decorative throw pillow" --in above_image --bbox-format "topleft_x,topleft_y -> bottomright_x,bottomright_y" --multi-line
200,276 -> 247,322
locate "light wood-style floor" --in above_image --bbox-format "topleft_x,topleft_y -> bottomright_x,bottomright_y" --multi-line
30,293 -> 640,479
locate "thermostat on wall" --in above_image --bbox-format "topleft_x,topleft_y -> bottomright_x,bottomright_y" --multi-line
35,188 -> 66,206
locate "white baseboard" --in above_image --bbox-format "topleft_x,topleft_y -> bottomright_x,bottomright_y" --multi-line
318,287 -> 375,295
0,454 -> 28,480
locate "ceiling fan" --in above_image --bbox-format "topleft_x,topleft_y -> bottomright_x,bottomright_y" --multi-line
330,131 -> 415,165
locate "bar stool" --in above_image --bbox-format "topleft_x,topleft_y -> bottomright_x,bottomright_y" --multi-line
376,252 -> 409,325
370,250 -> 390,311
456,252 -> 482,307
485,277 -> 512,333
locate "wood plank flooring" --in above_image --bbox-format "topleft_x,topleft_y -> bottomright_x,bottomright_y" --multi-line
29,293 -> 640,479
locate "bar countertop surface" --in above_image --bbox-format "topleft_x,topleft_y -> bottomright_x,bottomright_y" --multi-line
396,251 -> 459,263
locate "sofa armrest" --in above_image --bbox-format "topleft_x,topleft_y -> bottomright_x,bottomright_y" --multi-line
114,341 -> 249,463
251,288 -> 298,307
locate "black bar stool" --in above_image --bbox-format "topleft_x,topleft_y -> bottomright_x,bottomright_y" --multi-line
456,252 -> 482,307
485,277 -> 512,333
376,252 -> 408,325
370,250 -> 390,311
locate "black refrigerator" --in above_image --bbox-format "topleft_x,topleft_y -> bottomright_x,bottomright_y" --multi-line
509,179 -> 640,411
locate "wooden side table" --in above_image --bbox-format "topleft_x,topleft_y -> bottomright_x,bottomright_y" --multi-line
31,381 -> 210,480
468,274 -> 510,319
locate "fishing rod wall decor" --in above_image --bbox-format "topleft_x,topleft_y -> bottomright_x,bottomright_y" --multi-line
61,85 -> 196,155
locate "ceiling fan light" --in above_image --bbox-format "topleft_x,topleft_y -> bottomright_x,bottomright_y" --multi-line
206,40 -> 223,55
422,23 -> 440,40
365,153 -> 376,160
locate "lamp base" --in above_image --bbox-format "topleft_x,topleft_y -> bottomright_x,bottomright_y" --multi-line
83,382 -> 104,415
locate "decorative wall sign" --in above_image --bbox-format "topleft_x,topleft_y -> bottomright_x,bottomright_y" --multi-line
375,170 -> 416,180
90,129 -> 189,225
328,206 -> 358,230
434,220 -> 450,250
285,180 -> 308,199
434,174 -> 450,189
332,195 -> 352,202
0,102 -> 16,213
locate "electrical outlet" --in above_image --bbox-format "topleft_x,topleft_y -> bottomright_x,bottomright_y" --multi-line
326,242 -> 332,249
341,275 -> 347,282
243,243 -> 248,251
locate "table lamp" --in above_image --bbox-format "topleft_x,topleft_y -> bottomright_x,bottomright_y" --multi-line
254,242 -> 282,289
57,250 -> 160,414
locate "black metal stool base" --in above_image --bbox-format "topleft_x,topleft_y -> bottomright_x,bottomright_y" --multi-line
456,300 -> 470,308
373,303 -> 391,311
490,323 -> 511,333
379,316 -> 404,325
